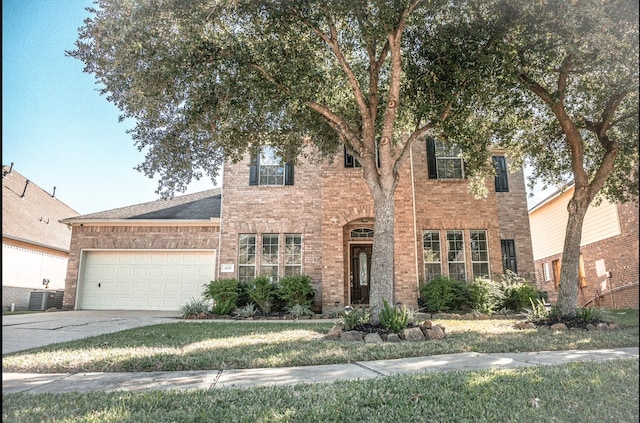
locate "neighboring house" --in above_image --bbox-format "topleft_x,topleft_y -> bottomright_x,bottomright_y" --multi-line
2,164 -> 79,310
528,185 -> 639,309
60,139 -> 534,312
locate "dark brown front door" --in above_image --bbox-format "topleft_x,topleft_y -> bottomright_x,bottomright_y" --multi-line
350,245 -> 372,304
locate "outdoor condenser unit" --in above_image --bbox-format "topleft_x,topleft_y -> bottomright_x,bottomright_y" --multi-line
28,290 -> 56,311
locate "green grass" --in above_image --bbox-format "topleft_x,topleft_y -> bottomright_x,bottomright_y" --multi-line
2,359 -> 638,423
2,310 -> 638,373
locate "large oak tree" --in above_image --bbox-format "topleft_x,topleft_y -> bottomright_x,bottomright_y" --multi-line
488,0 -> 639,316
69,0 -> 501,321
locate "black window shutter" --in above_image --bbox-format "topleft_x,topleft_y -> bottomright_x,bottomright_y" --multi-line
501,239 -> 517,273
249,151 -> 259,186
284,161 -> 294,185
493,156 -> 509,192
426,138 -> 437,179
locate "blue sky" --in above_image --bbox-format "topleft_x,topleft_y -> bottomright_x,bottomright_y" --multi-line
2,0 -> 550,215
2,0 -> 215,215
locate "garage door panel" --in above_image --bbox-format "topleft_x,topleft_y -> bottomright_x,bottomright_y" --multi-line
80,251 -> 215,311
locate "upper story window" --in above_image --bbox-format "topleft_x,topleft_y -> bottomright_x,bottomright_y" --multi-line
249,147 -> 294,186
492,156 -> 509,192
427,138 -> 465,180
344,147 -> 361,168
344,145 -> 380,168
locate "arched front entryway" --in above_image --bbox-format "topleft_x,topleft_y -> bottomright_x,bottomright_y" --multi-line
345,224 -> 374,305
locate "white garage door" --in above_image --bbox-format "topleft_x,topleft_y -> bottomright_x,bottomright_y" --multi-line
79,251 -> 216,311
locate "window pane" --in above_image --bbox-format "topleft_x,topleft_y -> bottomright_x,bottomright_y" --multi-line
261,234 -> 279,279
259,147 -> 285,185
423,230 -> 442,282
470,230 -> 489,279
238,234 -> 256,283
446,230 -> 466,281
284,234 -> 302,277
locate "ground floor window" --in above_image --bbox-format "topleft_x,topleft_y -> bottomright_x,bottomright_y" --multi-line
238,234 -> 256,283
422,230 -> 442,282
238,233 -> 303,282
446,230 -> 467,281
422,229 -> 496,282
284,234 -> 302,276
470,230 -> 490,279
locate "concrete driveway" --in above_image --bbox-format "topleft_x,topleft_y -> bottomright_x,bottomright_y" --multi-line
2,310 -> 181,355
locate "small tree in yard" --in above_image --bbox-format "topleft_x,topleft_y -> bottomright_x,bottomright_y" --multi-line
485,0 -> 639,317
68,0 -> 503,323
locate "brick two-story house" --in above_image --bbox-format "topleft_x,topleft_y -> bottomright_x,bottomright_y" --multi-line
61,139 -> 534,312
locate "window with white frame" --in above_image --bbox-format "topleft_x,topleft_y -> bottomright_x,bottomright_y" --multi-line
249,147 -> 294,186
427,138 -> 465,179
261,234 -> 279,281
470,230 -> 490,279
238,234 -> 256,283
446,230 -> 466,281
543,262 -> 551,282
284,234 -> 302,276
422,230 -> 442,282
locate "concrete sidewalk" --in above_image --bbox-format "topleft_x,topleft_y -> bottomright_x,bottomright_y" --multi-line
3,347 -> 638,394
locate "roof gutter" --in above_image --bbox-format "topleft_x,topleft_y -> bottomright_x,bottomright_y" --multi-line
59,218 -> 221,227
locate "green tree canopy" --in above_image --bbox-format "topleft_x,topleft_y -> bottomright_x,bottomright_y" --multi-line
69,0 -> 505,321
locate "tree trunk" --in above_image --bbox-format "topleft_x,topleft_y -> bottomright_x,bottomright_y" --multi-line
556,188 -> 591,317
368,185 -> 396,324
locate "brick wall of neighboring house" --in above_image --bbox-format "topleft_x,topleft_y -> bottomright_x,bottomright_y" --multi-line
534,201 -> 639,309
220,140 -> 535,313
63,225 -> 220,309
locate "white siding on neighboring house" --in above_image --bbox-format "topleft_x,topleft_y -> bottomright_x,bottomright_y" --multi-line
529,188 -> 621,260
2,244 -> 68,290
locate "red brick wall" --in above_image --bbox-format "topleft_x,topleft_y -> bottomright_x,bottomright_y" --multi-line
533,201 -> 639,309
63,225 -> 219,309
220,141 -> 535,313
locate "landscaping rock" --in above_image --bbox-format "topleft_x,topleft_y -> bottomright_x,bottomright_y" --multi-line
586,323 -> 597,331
402,327 -> 425,342
386,333 -> 402,342
364,333 -> 383,343
420,319 -> 433,329
550,323 -> 568,331
341,330 -> 364,342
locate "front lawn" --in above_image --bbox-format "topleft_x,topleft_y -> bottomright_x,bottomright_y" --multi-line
3,309 -> 637,373
2,359 -> 638,423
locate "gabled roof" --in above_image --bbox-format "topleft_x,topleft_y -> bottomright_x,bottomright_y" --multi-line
2,165 -> 80,252
60,188 -> 221,225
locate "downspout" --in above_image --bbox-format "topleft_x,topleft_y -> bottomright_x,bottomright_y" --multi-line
409,146 -> 420,297
216,193 -> 223,282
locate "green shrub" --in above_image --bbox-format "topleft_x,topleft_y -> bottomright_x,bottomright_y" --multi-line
236,281 -> 252,308
249,276 -> 278,314
526,298 -> 550,321
339,305 -> 369,330
576,307 -> 602,323
233,303 -> 257,318
203,279 -> 239,315
499,272 -> 542,312
278,275 -> 315,308
419,276 -> 471,313
180,297 -> 210,318
379,299 -> 410,333
468,277 -> 504,314
286,304 -> 314,318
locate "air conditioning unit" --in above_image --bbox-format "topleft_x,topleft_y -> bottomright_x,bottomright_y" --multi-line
28,290 -> 56,311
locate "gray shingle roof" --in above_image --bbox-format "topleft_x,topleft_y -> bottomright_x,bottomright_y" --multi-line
60,188 -> 221,222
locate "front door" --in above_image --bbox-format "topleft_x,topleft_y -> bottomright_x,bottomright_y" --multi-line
350,245 -> 372,304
